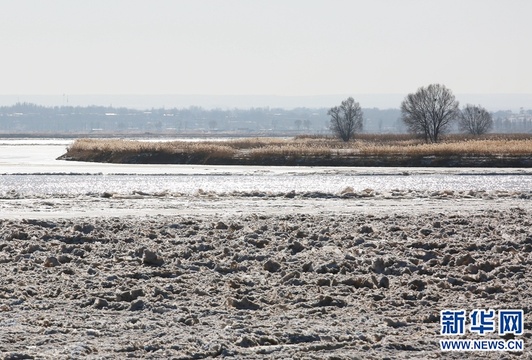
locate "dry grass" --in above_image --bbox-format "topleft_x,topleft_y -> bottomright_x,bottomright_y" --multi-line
68,138 -> 237,159
248,143 -> 334,159
65,134 -> 532,165
357,139 -> 532,156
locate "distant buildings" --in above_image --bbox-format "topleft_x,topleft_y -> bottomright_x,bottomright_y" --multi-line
0,102 -> 530,135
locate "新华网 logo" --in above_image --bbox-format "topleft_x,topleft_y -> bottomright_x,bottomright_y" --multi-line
439,309 -> 524,352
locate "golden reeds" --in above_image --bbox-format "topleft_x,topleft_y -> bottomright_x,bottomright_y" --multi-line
65,134 -> 532,163
67,139 -> 237,158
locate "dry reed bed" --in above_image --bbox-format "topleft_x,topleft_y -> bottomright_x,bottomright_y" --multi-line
67,138 -> 237,158
67,136 -> 532,160
358,139 -> 532,156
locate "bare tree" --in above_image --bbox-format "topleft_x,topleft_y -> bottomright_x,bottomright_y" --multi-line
328,97 -> 363,142
459,104 -> 493,135
401,84 -> 459,143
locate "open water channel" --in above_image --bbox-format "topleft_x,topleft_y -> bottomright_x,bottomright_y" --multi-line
0,139 -> 531,198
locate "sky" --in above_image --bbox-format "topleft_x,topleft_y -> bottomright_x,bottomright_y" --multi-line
1,0 -> 531,108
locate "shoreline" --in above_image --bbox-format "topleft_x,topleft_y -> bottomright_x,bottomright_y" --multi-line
58,152 -> 532,167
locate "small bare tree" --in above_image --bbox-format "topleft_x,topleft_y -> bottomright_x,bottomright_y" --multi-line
459,104 -> 493,135
401,84 -> 459,143
328,97 -> 363,142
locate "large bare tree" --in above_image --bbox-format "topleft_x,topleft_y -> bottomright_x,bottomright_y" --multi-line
328,97 -> 363,142
401,84 -> 459,143
459,104 -> 493,135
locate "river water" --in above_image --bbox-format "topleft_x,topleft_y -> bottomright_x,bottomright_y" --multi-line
0,139 -> 531,197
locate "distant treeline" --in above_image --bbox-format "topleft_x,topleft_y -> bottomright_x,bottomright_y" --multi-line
0,102 -> 530,135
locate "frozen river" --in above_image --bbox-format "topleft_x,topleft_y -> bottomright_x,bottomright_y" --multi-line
0,138 -> 530,219
0,139 -> 531,197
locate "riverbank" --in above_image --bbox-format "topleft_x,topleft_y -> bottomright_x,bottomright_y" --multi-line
57,135 -> 532,167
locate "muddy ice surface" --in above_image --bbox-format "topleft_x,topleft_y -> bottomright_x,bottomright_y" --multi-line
0,206 -> 531,359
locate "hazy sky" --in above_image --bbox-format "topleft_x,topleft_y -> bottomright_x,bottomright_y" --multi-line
1,0 -> 531,98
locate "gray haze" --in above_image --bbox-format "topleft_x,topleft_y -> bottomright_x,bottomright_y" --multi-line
2,101 -> 530,135
1,94 -> 532,111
